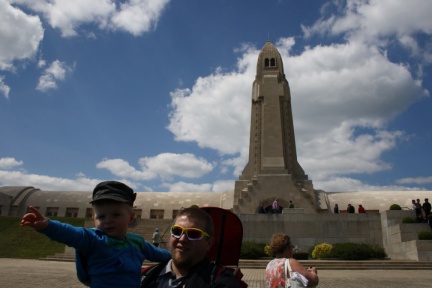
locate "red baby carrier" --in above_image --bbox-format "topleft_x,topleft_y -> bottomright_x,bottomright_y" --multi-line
201,207 -> 247,287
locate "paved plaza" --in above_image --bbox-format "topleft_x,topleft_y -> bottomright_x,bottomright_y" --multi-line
1,258 -> 432,288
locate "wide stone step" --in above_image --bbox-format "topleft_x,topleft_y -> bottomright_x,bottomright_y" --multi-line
236,259 -> 432,269
41,255 -> 432,270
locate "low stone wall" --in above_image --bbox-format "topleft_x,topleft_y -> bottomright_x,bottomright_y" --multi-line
238,211 -> 382,253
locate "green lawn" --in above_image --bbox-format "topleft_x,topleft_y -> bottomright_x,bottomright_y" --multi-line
0,217 -> 84,258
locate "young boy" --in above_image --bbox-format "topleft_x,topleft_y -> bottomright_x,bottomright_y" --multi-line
21,181 -> 171,287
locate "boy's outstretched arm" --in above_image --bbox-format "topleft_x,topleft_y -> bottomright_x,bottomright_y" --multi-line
20,206 -> 49,231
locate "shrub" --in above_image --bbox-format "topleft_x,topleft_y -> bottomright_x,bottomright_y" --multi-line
331,243 -> 365,260
330,243 -> 386,260
264,245 -> 272,257
389,204 -> 402,210
418,230 -> 432,240
311,243 -> 333,259
240,241 -> 267,259
369,245 -> 387,259
402,216 -> 415,223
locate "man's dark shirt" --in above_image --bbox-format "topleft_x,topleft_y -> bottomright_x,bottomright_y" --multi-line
140,258 -> 241,288
423,202 -> 431,215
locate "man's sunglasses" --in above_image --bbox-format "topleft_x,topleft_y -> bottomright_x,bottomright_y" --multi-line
170,225 -> 210,241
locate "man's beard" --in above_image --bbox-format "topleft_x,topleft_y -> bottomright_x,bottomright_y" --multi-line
172,250 -> 195,270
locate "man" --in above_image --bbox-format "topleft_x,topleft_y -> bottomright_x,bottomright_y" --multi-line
333,204 -> 339,214
288,200 -> 294,209
358,204 -> 366,213
416,199 -> 424,222
423,198 -> 431,220
153,228 -> 161,247
140,207 -> 241,287
347,204 -> 355,213
258,202 -> 266,214
412,199 -> 421,222
272,198 -> 280,214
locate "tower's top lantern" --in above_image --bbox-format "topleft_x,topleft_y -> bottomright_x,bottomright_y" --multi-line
256,41 -> 285,80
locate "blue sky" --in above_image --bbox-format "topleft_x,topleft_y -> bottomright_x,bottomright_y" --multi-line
1,0 -> 431,193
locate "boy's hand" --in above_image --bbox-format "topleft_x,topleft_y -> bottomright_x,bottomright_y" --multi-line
20,206 -> 49,231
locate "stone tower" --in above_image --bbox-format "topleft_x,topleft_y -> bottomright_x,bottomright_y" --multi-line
233,41 -> 317,214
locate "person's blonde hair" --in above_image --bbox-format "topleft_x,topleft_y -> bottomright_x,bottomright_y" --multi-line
269,233 -> 291,255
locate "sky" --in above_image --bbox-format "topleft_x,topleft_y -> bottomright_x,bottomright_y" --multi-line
1,0 -> 432,194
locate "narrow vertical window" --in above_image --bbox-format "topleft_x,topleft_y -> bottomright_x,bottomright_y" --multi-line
133,208 -> 142,219
46,207 -> 59,217
150,209 -> 164,219
85,208 -> 93,218
65,207 -> 79,217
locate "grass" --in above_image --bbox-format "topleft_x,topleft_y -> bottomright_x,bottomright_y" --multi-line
0,217 -> 84,259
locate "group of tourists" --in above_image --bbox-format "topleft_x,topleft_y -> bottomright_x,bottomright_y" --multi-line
258,198 -> 296,214
333,203 -> 366,214
412,198 -> 431,224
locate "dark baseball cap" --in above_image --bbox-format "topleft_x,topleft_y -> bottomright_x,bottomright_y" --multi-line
90,181 -> 136,205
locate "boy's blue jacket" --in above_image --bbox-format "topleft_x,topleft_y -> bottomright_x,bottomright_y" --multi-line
40,219 -> 171,288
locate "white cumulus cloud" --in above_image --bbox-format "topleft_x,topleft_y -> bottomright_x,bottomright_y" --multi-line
396,176 -> 432,185
96,153 -> 214,182
0,169 -> 100,191
12,0 -> 171,37
0,157 -> 23,169
36,60 -> 73,92
0,76 -> 11,99
0,0 -> 44,70
110,0 -> 170,36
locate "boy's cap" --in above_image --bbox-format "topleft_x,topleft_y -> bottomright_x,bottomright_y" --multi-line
90,181 -> 136,204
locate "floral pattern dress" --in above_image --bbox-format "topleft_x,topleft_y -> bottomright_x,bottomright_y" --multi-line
265,258 -> 287,288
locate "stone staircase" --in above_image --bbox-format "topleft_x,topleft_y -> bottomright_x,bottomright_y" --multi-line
42,254 -> 432,270
128,218 -> 174,248
236,259 -> 432,270
382,211 -> 432,261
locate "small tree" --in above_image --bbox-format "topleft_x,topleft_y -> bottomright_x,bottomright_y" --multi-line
389,204 -> 402,210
